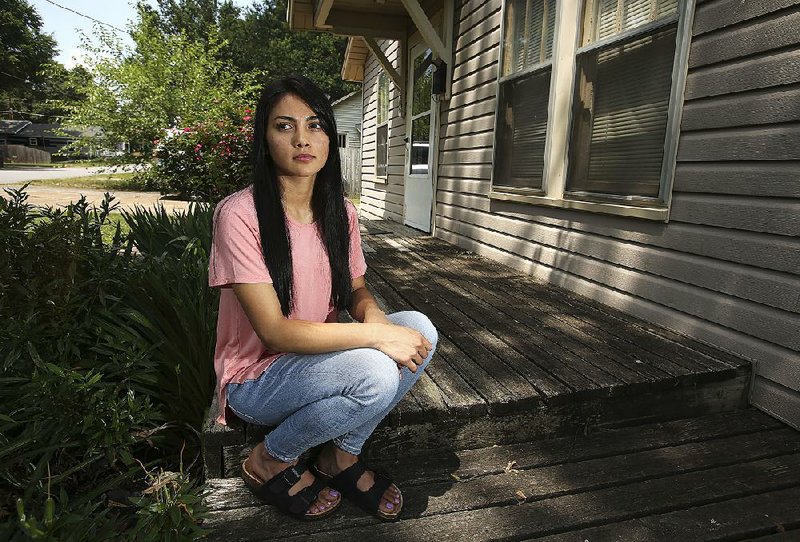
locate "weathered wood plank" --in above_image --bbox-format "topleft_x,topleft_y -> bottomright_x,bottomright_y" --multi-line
367,268 -> 528,411
435,214 -> 800,349
436,202 -> 800,313
431,246 -> 734,378
751,375 -> 800,429
677,124 -> 800,162
205,410 -> 782,511
365,271 -> 488,416
689,8 -> 800,68
368,250 -> 553,403
207,426 -> 800,527
673,161 -> 800,197
685,47 -> 800,99
400,238 -> 670,383
370,241 -> 582,396
670,192 -> 800,238
440,200 -> 800,275
205,450 -> 800,541
681,86 -> 800,132
693,0 -> 799,35
540,486 -> 800,541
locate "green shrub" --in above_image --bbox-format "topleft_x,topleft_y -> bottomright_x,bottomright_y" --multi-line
0,187 -> 217,540
136,113 -> 253,202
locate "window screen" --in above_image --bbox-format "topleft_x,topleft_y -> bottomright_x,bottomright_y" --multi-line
494,0 -> 558,190
568,1 -> 678,198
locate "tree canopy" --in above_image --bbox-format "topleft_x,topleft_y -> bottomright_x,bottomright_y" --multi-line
0,0 -> 63,118
65,5 -> 258,152
140,0 -> 358,101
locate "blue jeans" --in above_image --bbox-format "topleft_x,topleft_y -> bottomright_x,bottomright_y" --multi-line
226,311 -> 438,463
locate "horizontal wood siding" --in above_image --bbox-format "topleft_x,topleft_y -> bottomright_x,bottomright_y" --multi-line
333,93 -> 362,149
433,0 -> 800,426
360,39 -> 405,223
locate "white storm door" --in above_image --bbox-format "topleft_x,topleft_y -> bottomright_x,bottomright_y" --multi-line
404,46 -> 435,232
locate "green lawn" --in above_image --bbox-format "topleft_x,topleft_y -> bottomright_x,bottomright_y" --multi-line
102,212 -> 132,245
18,172 -> 147,191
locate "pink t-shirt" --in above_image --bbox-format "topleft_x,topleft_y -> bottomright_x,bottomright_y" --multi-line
208,184 -> 367,425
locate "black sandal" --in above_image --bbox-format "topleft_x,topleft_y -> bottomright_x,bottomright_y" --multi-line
311,459 -> 402,521
241,459 -> 341,520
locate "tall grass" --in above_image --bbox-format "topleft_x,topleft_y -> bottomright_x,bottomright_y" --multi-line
0,187 -> 217,540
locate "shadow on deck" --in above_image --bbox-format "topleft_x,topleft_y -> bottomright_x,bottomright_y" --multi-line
198,218 -> 800,540
202,218 -> 751,479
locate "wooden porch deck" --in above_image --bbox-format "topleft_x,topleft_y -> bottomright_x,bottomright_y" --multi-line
198,218 -> 796,539
203,409 -> 800,540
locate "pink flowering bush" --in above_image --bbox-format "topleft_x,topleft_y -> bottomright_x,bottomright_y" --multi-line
138,110 -> 255,202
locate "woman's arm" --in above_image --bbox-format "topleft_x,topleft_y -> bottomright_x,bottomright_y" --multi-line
232,280 -> 431,371
348,275 -> 391,325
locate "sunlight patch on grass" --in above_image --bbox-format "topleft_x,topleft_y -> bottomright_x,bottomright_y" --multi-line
20,173 -> 146,191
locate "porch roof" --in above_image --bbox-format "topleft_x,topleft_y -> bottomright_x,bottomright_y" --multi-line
288,0 -> 415,41
287,0 -> 450,86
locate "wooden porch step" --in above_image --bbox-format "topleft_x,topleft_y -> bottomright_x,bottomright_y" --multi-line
200,409 -> 800,540
201,218 -> 751,479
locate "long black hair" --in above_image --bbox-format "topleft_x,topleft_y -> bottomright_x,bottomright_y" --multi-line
251,75 -> 353,316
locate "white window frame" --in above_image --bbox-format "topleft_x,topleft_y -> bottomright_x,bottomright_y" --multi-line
489,0 -> 696,221
375,71 -> 390,180
337,133 -> 347,148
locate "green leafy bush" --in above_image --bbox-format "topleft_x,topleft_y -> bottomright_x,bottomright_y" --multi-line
0,186 -> 218,540
135,114 -> 253,202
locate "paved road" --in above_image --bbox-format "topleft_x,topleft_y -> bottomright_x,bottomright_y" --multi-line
0,166 -> 115,185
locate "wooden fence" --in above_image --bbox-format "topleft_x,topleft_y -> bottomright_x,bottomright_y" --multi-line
2,144 -> 51,164
339,147 -> 361,198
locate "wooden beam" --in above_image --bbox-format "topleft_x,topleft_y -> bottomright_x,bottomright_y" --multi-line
400,0 -> 447,59
325,10 -> 407,41
363,36 -> 403,89
313,0 -> 334,28
364,36 -> 406,113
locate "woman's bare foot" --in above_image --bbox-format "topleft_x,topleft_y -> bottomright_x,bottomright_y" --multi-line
245,442 -> 340,515
314,443 -> 401,516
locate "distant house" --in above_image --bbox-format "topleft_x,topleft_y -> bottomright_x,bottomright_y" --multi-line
286,0 -> 800,429
0,120 -> 126,160
331,90 -> 362,150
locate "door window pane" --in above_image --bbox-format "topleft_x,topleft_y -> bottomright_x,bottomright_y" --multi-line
410,115 -> 430,175
412,51 -> 434,117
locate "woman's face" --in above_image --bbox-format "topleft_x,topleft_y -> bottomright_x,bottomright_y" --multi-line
266,93 -> 330,179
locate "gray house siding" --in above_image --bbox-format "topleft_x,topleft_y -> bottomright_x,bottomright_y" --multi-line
332,92 -> 363,149
360,39 -> 407,223
432,0 -> 800,428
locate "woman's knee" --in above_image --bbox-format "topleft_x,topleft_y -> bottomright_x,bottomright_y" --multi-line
388,310 -> 438,347
348,350 -> 400,408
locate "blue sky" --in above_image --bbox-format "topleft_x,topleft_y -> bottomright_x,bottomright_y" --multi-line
30,0 -> 256,69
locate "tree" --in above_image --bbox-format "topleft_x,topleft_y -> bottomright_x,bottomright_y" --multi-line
225,1 -> 357,101
65,5 -> 258,153
142,0 -> 358,101
0,0 -> 58,115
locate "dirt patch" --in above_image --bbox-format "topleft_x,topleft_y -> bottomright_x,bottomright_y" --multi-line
2,185 -> 196,213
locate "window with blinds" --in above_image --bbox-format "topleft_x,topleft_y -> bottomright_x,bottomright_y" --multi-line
494,0 -> 558,191
568,0 -> 679,199
376,72 -> 389,177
